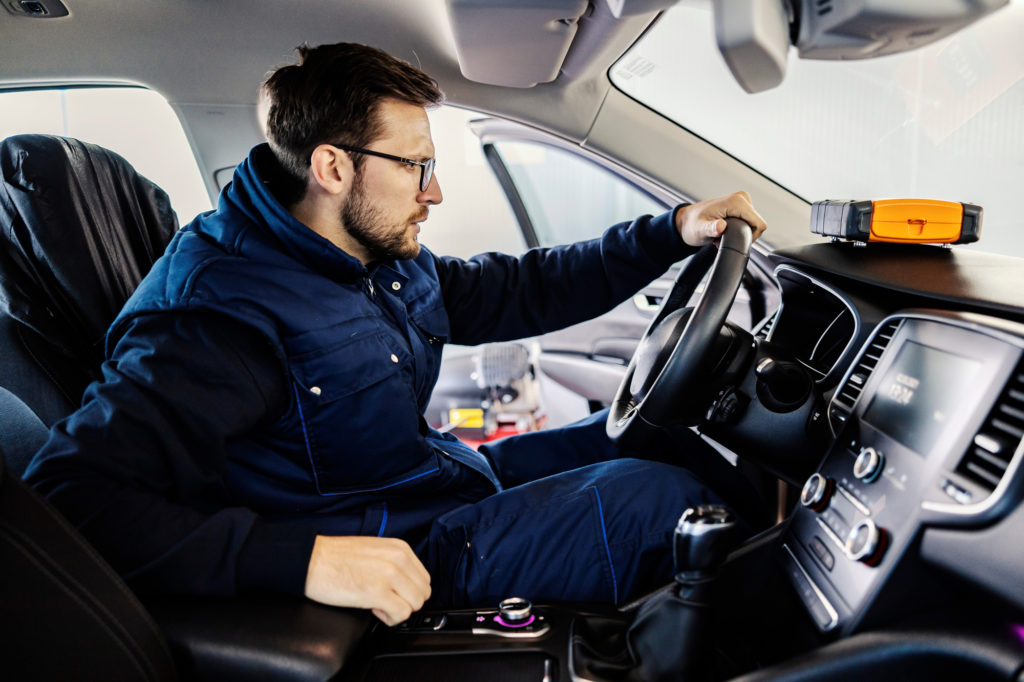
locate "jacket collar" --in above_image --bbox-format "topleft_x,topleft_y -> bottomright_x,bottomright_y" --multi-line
217,144 -> 378,283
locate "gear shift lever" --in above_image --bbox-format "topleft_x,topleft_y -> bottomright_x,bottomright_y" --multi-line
570,506 -> 744,682
624,505 -> 741,682
673,504 -> 738,577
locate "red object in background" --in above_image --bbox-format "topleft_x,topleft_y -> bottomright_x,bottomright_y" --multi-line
461,414 -> 548,449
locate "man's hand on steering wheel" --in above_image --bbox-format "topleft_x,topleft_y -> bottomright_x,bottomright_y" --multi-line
675,191 -> 768,247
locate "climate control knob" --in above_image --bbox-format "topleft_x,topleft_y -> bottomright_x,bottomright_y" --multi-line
853,446 -> 885,483
799,473 -> 834,512
845,519 -> 888,566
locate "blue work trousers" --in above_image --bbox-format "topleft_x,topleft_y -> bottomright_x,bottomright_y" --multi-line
420,409 -> 758,608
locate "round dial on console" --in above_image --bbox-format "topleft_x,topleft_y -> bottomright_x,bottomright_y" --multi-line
497,597 -> 533,623
853,446 -> 885,483
845,519 -> 887,566
799,473 -> 834,512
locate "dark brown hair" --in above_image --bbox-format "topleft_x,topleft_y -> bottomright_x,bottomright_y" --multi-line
262,42 -> 444,205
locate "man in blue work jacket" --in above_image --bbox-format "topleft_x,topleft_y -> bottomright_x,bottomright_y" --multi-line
26,42 -> 767,626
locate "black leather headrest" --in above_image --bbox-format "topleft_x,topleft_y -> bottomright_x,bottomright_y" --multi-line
0,134 -> 179,368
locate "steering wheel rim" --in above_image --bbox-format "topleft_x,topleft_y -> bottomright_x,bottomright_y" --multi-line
606,218 -> 754,448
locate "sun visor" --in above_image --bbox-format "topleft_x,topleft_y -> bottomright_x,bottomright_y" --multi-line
714,0 -> 1009,94
446,0 -> 590,87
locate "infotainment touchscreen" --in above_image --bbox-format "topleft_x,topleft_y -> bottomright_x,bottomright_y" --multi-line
861,340 -> 980,455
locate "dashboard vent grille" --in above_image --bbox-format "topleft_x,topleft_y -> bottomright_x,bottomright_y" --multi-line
955,355 -> 1024,492
832,318 -> 901,416
755,309 -> 779,341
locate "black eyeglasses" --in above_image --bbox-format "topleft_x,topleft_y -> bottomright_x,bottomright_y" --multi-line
332,144 -> 435,191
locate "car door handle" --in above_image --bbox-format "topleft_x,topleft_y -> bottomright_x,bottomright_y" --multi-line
632,293 -> 662,312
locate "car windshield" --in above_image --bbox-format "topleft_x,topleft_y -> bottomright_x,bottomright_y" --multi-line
611,1 -> 1024,258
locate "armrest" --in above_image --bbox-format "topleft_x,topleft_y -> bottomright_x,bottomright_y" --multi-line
146,593 -> 374,682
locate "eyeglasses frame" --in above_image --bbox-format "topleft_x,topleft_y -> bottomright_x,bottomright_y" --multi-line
331,143 -> 435,192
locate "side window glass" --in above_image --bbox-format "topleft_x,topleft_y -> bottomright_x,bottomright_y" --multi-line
491,141 -> 667,247
0,87 -> 212,224
424,107 -> 524,258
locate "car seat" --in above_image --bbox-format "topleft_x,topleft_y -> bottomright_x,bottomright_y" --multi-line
0,386 -> 178,681
0,134 -> 178,430
0,134 -> 371,681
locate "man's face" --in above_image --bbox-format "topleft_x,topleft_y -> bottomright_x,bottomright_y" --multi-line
341,98 -> 442,263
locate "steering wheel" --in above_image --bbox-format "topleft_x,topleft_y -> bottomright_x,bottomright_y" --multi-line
606,218 -> 754,448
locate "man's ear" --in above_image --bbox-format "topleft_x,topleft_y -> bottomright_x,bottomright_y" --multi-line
309,144 -> 352,195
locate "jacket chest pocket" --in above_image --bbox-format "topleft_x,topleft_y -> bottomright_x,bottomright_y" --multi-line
409,303 -> 450,404
409,302 -> 450,346
288,331 -> 432,495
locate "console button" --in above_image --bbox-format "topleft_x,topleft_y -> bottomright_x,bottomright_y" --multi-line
782,545 -> 838,632
853,447 -> 885,483
396,613 -> 447,632
809,536 -> 835,571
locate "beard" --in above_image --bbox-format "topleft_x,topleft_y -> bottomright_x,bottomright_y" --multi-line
341,175 -> 426,263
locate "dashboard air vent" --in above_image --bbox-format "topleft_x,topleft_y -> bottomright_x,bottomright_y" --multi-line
954,355 -> 1024,492
830,318 -> 901,424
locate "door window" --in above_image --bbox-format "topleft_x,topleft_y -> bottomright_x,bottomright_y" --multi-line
490,141 -> 667,247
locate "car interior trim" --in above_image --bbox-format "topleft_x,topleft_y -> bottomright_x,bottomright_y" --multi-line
782,543 -> 839,632
772,264 -> 862,384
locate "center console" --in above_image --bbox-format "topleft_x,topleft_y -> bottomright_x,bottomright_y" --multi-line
347,599 -> 605,681
783,311 -> 1024,634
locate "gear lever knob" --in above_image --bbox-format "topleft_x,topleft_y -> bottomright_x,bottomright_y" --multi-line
673,505 -> 738,576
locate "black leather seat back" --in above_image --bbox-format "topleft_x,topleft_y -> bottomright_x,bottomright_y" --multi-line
0,388 -> 177,681
0,134 -> 178,425
0,135 -> 180,675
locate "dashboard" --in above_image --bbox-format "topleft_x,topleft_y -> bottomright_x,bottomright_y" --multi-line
749,247 -> 1024,640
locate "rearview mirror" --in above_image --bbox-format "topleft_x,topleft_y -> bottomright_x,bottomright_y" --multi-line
714,0 -> 1009,93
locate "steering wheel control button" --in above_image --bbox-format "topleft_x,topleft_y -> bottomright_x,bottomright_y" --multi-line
800,473 -> 834,512
706,387 -> 749,425
845,519 -> 888,566
853,446 -> 885,483
497,597 -> 532,625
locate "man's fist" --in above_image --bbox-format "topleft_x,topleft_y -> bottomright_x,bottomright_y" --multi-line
305,535 -> 432,626
675,191 -> 767,247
